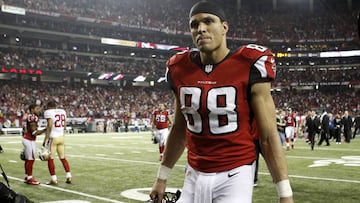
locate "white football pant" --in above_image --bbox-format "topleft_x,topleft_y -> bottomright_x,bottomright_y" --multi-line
22,138 -> 36,160
177,162 -> 255,203
285,126 -> 295,139
155,128 -> 169,146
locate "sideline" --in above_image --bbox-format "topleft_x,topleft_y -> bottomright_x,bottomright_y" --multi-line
68,154 -> 360,184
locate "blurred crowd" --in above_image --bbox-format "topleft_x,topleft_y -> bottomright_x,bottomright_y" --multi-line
0,0 -> 359,129
1,0 -> 359,47
1,47 -> 359,83
272,89 -> 359,115
0,80 -> 174,122
0,47 -> 167,78
0,80 -> 359,124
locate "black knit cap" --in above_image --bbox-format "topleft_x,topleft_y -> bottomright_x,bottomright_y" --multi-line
189,1 -> 226,21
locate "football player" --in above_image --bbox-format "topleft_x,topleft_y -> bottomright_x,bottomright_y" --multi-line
43,101 -> 72,185
150,1 -> 293,203
284,108 -> 297,150
151,103 -> 172,161
22,103 -> 46,185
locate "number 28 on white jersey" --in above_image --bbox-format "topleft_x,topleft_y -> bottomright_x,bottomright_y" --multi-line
44,108 -> 67,138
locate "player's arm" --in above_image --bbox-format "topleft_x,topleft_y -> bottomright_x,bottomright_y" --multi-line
161,96 -> 186,171
30,121 -> 46,136
43,118 -> 52,147
167,113 -> 173,126
150,95 -> 187,203
29,121 -> 37,135
151,113 -> 156,130
64,117 -> 67,134
250,82 -> 294,203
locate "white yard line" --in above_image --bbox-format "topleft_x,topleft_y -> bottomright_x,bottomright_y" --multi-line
258,172 -> 360,184
67,155 -> 360,184
7,176 -> 126,203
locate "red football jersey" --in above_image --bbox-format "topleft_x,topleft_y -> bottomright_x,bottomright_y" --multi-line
23,113 -> 39,141
153,110 -> 170,130
166,44 -> 275,173
252,119 -> 259,141
285,113 -> 296,127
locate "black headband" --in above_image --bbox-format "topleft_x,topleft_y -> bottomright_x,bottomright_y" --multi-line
189,1 -> 226,21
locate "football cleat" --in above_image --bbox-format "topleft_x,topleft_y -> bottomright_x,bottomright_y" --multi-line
66,177 -> 72,184
46,180 -> 58,185
26,178 -> 40,185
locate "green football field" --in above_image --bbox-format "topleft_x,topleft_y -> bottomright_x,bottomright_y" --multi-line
1,131 -> 360,203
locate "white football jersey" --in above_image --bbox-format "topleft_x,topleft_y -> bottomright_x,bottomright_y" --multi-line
44,108 -> 67,138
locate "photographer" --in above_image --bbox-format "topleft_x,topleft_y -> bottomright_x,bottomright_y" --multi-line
0,182 -> 33,203
1,164 -> 34,203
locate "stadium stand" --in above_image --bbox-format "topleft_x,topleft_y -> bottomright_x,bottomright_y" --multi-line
0,0 -> 359,132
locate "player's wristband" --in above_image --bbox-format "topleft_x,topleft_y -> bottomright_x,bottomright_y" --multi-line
157,165 -> 172,180
275,179 -> 293,198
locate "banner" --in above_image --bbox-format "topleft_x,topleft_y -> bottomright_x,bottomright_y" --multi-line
101,38 -> 137,47
1,5 -> 25,15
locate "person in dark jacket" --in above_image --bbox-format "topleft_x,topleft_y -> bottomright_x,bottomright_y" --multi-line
329,113 -> 335,140
334,114 -> 342,144
306,111 -> 318,150
352,114 -> 360,139
342,111 -> 352,143
318,111 -> 330,146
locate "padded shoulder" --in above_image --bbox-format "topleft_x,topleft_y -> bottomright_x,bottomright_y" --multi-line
238,44 -> 273,64
166,51 -> 191,67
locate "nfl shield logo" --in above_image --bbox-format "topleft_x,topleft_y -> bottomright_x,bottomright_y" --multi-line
204,64 -> 213,73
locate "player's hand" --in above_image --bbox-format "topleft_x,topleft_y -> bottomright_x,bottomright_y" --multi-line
41,128 -> 47,134
279,196 -> 294,203
149,178 -> 167,203
43,140 -> 49,148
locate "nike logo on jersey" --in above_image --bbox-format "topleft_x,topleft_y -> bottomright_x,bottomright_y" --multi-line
228,171 -> 240,178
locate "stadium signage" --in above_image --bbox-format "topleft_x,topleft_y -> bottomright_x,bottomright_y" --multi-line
1,5 -> 25,15
291,81 -> 350,86
0,67 -> 43,75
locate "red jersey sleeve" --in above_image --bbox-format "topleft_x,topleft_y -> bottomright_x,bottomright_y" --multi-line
166,51 -> 191,94
239,44 -> 276,86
